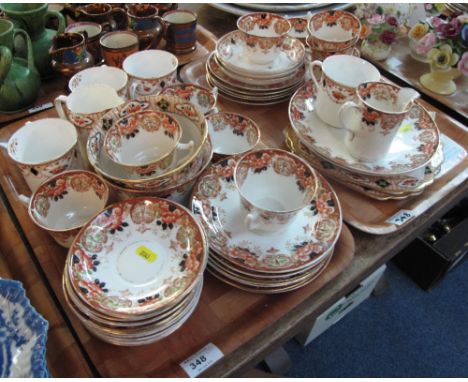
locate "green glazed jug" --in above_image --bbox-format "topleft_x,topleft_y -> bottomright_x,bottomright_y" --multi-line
0,3 -> 65,77
0,19 -> 40,112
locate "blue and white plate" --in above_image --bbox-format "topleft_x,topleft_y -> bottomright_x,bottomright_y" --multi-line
0,279 -> 49,378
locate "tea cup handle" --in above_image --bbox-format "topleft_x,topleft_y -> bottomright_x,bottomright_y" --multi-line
338,101 -> 360,139
245,211 -> 262,231
18,194 -> 30,208
129,82 -> 139,100
308,60 -> 323,90
351,47 -> 361,57
54,95 -> 69,120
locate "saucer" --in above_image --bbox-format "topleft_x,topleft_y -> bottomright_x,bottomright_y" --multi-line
216,30 -> 305,77
289,82 -> 440,176
206,112 -> 260,156
207,52 -> 305,92
191,157 -> 342,273
67,197 -> 208,317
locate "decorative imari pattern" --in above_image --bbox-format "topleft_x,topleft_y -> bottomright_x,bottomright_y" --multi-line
160,84 -> 216,115
0,280 -> 49,378
86,94 -> 208,189
289,17 -> 308,35
285,126 -> 444,194
237,13 -> 290,36
32,172 -> 108,219
191,157 -> 341,273
207,112 -> 260,147
69,113 -> 94,128
308,10 -> 361,51
130,72 -> 178,97
67,198 -> 207,315
323,75 -> 355,104
289,82 -> 440,176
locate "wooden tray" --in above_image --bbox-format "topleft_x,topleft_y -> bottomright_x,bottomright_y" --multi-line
0,27 -> 355,377
0,26 -> 216,127
366,37 -> 468,122
180,56 -> 468,235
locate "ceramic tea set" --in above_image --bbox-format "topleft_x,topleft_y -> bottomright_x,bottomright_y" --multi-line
208,12 -> 306,105
285,11 -> 441,201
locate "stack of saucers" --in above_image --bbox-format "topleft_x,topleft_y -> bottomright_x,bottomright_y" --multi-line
62,197 -> 208,346
86,94 -> 213,206
191,151 -> 342,293
287,82 -> 442,200
207,12 -> 306,105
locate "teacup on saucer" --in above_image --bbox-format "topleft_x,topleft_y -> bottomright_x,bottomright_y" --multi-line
206,112 -> 260,158
234,148 -> 317,233
159,83 -> 218,115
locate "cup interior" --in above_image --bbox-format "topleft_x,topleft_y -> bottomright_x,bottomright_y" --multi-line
105,111 -> 181,166
322,55 -> 380,88
237,12 -> 290,38
8,118 -> 77,164
69,66 -> 128,92
123,50 -> 178,79
30,171 -> 108,230
309,11 -> 360,42
66,83 -> 123,114
66,23 -> 102,39
101,31 -> 138,49
128,4 -> 158,17
357,82 -> 405,113
163,10 -> 196,24
235,150 -> 316,213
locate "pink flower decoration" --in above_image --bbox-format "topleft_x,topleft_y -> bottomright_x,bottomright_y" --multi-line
437,18 -> 461,37
458,52 -> 468,76
368,14 -> 385,25
380,30 -> 397,45
416,32 -> 436,55
386,16 -> 398,27
431,16 -> 443,28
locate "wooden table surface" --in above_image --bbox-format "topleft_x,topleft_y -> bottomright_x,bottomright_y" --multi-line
0,4 -> 467,378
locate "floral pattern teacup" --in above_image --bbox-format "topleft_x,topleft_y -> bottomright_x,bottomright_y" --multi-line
339,82 -> 420,162
237,12 -> 291,65
8,118 -> 79,192
159,84 -> 217,115
26,170 -> 109,248
234,149 -> 317,233
123,50 -> 178,99
309,55 -> 380,127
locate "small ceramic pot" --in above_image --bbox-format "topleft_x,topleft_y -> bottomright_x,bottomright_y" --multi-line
307,10 -> 361,52
234,149 -> 317,233
7,118 -> 78,192
339,82 -> 420,162
26,170 -> 109,248
127,4 -> 164,49
206,112 -> 260,158
237,12 -> 291,65
49,32 -> 94,77
159,84 -> 217,115
55,84 -> 124,167
308,55 -> 380,127
100,30 -> 139,68
161,9 -> 198,54
104,110 -> 194,175
123,50 -> 178,98
65,21 -> 103,64
68,65 -> 128,98
361,39 -> 392,61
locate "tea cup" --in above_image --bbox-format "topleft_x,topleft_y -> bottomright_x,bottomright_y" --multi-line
24,170 -> 109,248
159,83 -> 218,115
55,84 -> 125,166
307,10 -> 361,52
339,82 -> 420,162
7,118 -> 78,192
68,66 -> 128,98
126,4 -> 164,49
104,110 -> 194,176
306,35 -> 360,61
237,12 -> 291,65
65,21 -> 103,64
161,9 -> 198,54
308,55 -> 380,127
123,50 -> 178,99
234,149 -> 317,233
100,30 -> 139,68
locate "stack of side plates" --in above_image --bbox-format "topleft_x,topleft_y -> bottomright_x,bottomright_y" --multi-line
63,198 -> 208,346
191,157 -> 342,293
207,30 -> 306,105
287,82 -> 442,200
